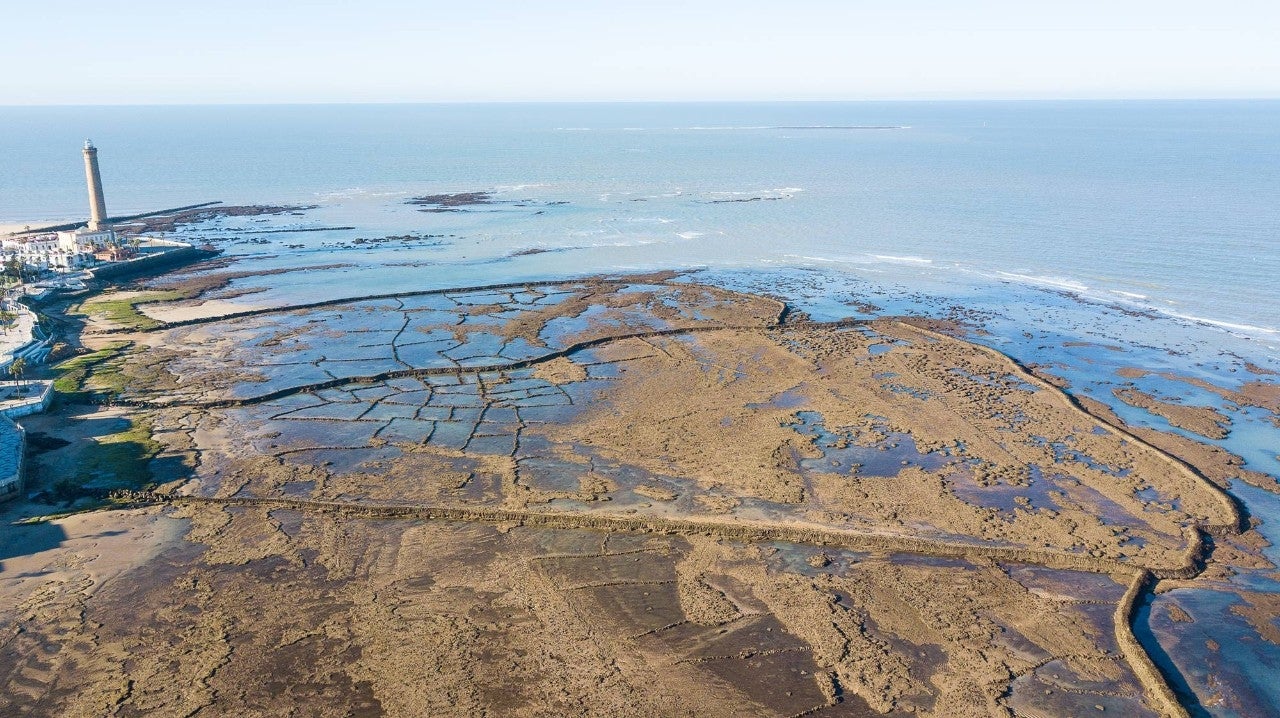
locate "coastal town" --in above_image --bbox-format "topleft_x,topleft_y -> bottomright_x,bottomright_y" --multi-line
0,141 -> 205,500
2,141 -> 200,285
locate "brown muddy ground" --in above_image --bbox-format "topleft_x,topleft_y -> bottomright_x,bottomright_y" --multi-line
2,275 -> 1273,717
0,508 -> 1156,718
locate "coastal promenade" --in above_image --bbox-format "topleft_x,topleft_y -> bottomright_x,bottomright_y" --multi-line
0,297 -> 50,373
0,382 -> 51,500
0,290 -> 54,502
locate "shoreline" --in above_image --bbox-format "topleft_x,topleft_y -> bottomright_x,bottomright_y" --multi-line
1,261 -> 1276,715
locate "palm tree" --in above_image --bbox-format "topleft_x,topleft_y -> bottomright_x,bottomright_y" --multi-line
3,258 -> 21,285
9,357 -> 26,395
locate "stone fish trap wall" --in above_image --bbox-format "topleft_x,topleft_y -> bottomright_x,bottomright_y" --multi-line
1115,570 -> 1191,718
903,324 -> 1244,536
101,279 -> 1237,716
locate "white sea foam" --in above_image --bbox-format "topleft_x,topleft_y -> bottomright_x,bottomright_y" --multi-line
996,272 -> 1089,293
314,188 -> 369,200
706,187 -> 804,200
788,255 -> 839,263
871,254 -> 932,265
989,274 -> 1278,339
676,231 -> 704,240
582,238 -> 660,248
495,183 -> 551,192
1164,312 -> 1279,337
772,125 -> 909,130
783,254 -> 884,266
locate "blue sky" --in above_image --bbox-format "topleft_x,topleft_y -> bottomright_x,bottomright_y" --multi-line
5,0 -> 1279,104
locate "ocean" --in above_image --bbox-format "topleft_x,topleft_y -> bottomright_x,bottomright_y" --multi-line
3,101 -> 1279,340
4,100 -> 1280,715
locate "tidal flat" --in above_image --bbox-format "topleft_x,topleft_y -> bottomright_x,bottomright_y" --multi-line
3,261 -> 1277,717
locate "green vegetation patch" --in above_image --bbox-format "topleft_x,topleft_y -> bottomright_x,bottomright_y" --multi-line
51,415 -> 163,504
51,341 -> 133,404
75,289 -> 186,330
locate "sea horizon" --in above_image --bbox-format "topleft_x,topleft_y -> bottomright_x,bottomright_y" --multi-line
5,96 -> 1280,107
6,99 -> 1277,343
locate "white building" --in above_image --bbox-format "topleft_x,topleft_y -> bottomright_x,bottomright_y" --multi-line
57,227 -> 118,267
0,227 -> 121,273
3,235 -> 77,272
58,227 -> 116,252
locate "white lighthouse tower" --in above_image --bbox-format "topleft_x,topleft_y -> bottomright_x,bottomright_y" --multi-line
82,139 -> 109,231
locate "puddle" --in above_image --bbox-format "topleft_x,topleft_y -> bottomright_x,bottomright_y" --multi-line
280,481 -> 315,498
785,411 -> 950,477
1136,588 -> 1280,718
948,366 -> 1037,393
377,418 -> 436,444
947,463 -> 1064,514
516,450 -> 586,490
280,445 -> 403,475
1030,436 -> 1132,477
428,421 -> 473,451
1006,564 -> 1126,602
1006,665 -> 1157,718
746,386 -> 808,410
763,542 -> 869,577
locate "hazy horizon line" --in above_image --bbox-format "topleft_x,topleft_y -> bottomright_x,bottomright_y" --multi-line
3,95 -> 1280,109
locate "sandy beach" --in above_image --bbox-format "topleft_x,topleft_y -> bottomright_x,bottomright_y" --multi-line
0,221 -> 75,236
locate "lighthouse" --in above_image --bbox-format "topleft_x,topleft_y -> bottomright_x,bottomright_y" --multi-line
82,139 -> 109,231
54,140 -> 119,267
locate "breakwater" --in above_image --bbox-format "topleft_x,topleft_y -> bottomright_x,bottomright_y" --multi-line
88,245 -> 220,280
6,202 -> 223,237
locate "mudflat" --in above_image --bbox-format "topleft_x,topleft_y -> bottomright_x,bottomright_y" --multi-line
2,273 -> 1273,717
